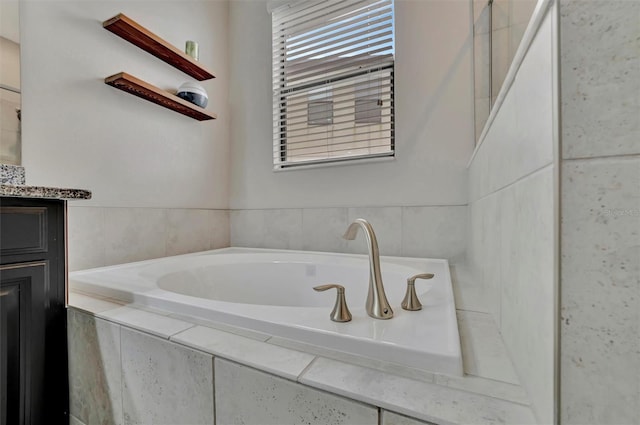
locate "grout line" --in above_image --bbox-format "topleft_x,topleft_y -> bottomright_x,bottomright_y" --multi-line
400,206 -> 405,257
228,204 -> 469,211
470,162 -> 554,204
457,308 -> 490,315
562,153 -> 640,162
552,1 -> 562,422
296,356 -> 319,382
118,320 -> 125,425
212,355 -> 217,425
167,324 -> 197,339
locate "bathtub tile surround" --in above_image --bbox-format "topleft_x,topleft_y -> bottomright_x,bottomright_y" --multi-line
69,291 -> 125,315
104,208 -> 182,265
67,289 -> 536,424
98,306 -> 194,339
434,371 -> 529,406
456,310 -> 519,385
166,208 -> 224,255
499,166 -> 554,418
168,312 -> 272,342
299,357 -> 536,425
232,205 -> 467,263
560,0 -> 640,159
67,309 -> 123,425
230,208 -> 267,248
104,208 -> 167,265
381,411 -> 435,425
121,328 -> 214,425
559,0 -> 640,424
172,325 -> 316,380
448,263 -> 488,313
345,207 -> 403,255
263,208 -> 304,250
467,3 -> 556,423
67,207 -> 106,271
67,206 -> 230,272
301,208 -> 350,252
560,155 -> 640,424
266,335 -> 436,385
401,206 -> 467,262
215,359 -> 378,425
69,415 -> 85,425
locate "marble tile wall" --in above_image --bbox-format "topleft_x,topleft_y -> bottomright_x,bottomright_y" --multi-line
121,329 -> 214,424
68,309 -> 215,425
467,6 -> 556,424
381,411 -> 435,425
559,1 -> 640,424
560,157 -> 639,424
69,415 -> 86,425
230,205 -> 467,264
67,309 -> 123,425
67,206 -> 230,271
68,307 -> 450,425
214,359 -> 378,425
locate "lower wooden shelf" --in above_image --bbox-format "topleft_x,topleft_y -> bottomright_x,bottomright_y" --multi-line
105,72 -> 216,121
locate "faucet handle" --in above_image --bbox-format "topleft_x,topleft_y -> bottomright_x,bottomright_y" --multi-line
401,273 -> 435,311
313,284 -> 352,322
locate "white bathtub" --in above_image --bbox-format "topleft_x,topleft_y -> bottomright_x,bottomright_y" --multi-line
69,248 -> 463,376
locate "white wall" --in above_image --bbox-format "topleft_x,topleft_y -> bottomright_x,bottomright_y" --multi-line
20,0 -> 232,271
228,0 -> 474,210
21,0 -> 230,210
467,2 -> 556,423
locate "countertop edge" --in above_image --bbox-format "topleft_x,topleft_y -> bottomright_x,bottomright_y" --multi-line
0,184 -> 92,200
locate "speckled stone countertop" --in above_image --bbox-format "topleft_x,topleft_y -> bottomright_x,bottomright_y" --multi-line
0,184 -> 91,200
0,164 -> 26,185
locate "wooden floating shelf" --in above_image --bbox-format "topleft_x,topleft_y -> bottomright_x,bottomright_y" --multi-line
105,72 -> 217,121
103,13 -> 215,81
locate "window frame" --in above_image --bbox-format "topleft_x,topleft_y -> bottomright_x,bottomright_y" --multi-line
272,0 -> 396,170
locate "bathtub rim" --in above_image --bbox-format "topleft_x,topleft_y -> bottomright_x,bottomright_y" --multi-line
68,247 -> 463,376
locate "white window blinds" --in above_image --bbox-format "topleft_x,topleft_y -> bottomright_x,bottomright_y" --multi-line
272,0 -> 395,169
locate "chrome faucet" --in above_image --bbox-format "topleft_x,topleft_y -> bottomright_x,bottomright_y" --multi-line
343,219 -> 393,320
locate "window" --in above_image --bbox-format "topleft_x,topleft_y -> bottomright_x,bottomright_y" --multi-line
355,80 -> 383,124
272,0 -> 395,168
307,88 -> 334,125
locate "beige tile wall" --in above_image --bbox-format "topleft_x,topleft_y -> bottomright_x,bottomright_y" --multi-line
67,206 -> 230,272
467,6 -> 556,423
230,205 -> 467,264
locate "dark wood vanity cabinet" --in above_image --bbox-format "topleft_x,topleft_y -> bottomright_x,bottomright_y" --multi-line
0,197 -> 68,424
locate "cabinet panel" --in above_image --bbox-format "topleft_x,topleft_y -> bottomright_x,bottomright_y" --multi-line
1,284 -> 21,424
0,262 -> 47,425
0,197 -> 68,425
0,207 -> 48,256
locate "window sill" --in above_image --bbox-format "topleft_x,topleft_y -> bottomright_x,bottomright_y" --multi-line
273,154 -> 395,173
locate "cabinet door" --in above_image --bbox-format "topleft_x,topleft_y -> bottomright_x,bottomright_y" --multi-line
0,262 -> 46,425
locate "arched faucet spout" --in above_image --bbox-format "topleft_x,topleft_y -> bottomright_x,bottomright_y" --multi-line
343,219 -> 393,319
